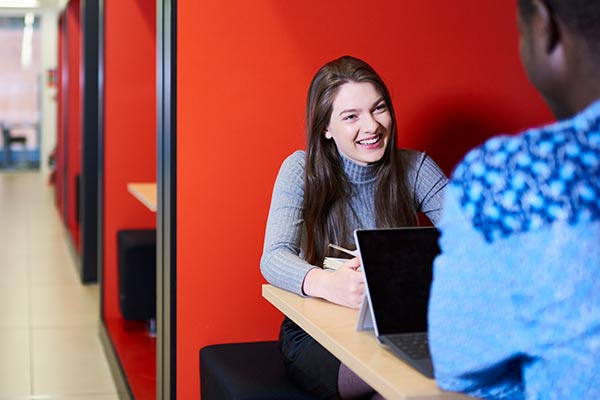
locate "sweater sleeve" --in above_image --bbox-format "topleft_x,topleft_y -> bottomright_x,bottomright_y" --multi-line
408,151 -> 448,225
260,151 -> 317,295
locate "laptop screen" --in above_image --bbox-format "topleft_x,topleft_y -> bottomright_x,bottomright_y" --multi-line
355,227 -> 440,336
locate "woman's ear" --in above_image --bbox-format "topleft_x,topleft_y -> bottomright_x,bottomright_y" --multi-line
324,129 -> 333,140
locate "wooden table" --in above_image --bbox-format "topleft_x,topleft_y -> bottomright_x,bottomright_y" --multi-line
262,284 -> 470,400
127,183 -> 157,212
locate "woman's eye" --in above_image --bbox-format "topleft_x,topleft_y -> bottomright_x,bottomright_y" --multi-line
374,103 -> 387,112
343,114 -> 357,121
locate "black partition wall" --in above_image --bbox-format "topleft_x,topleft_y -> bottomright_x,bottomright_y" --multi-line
80,0 -> 100,283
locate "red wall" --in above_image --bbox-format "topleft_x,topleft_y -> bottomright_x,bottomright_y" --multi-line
177,1 -> 553,398
102,2 -> 157,398
55,14 -> 64,213
103,0 -> 156,319
55,0 -> 82,251
66,0 -> 81,250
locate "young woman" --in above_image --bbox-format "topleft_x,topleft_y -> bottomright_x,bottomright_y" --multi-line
260,56 -> 447,399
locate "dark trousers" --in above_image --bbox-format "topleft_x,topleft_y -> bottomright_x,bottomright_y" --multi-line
279,317 -> 342,400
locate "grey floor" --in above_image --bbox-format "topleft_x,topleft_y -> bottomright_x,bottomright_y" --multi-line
0,171 -> 118,399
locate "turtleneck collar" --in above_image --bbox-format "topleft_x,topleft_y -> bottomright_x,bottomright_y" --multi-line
339,151 -> 378,184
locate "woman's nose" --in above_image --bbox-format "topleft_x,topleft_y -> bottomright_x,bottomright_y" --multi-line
361,113 -> 379,133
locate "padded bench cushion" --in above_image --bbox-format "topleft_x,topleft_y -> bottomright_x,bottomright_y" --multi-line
200,341 -> 318,400
117,229 -> 157,320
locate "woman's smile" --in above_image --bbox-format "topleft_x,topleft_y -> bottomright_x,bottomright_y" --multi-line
356,134 -> 383,149
325,81 -> 392,166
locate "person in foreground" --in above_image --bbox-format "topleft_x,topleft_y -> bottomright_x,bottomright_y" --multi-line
428,0 -> 600,398
261,56 -> 447,399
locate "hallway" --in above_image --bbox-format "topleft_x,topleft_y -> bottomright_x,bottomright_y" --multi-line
0,171 -> 118,399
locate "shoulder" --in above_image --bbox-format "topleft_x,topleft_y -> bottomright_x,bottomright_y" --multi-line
396,148 -> 439,169
450,114 -> 600,242
396,148 -> 423,166
280,150 -> 306,170
273,150 -> 306,191
451,134 -> 516,184
453,102 -> 600,185
397,148 -> 446,179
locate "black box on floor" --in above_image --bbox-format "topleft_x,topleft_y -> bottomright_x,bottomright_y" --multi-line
117,229 -> 157,321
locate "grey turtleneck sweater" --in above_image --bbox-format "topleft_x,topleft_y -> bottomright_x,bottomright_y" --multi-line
260,149 -> 447,295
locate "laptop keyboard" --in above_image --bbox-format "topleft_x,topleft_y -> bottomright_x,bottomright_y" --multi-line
386,333 -> 430,360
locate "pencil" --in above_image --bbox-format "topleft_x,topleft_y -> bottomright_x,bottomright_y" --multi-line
328,243 -> 358,257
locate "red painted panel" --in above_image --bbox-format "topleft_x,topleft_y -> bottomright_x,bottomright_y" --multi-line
55,1 -> 83,250
103,0 -> 156,318
65,0 -> 81,250
55,14 -> 65,213
177,1 -> 553,398
103,1 -> 156,398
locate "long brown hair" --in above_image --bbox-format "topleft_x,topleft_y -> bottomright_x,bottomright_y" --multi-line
303,56 -> 416,266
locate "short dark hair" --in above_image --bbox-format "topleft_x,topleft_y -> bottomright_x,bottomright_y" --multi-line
517,0 -> 536,20
518,0 -> 600,51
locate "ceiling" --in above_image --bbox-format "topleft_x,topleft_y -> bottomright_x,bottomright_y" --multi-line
0,0 -> 65,10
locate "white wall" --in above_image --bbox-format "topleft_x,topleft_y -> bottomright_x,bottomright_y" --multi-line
39,8 -> 57,176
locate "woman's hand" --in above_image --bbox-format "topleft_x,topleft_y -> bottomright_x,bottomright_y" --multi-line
303,257 -> 365,309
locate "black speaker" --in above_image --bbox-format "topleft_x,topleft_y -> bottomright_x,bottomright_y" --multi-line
117,229 -> 157,321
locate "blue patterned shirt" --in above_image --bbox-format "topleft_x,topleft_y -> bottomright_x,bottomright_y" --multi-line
428,100 -> 600,399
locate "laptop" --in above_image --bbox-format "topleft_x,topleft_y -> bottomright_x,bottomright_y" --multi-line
354,227 -> 440,379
